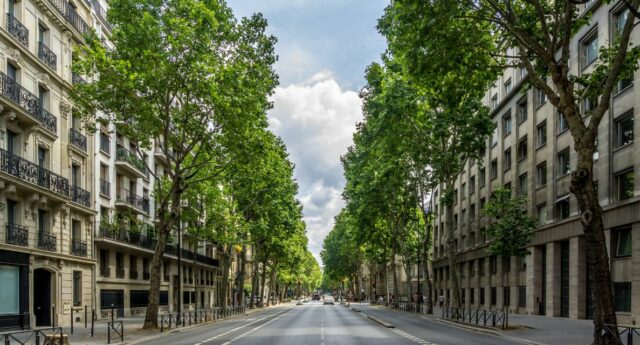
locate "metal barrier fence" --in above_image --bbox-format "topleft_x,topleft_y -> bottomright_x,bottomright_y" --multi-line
107,321 -> 123,344
393,302 -> 428,315
160,307 -> 246,332
2,327 -> 63,345
441,307 -> 507,329
603,324 -> 640,345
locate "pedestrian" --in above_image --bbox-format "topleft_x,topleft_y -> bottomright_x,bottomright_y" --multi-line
438,294 -> 444,308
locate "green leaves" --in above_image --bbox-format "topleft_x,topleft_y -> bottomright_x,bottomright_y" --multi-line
482,188 -> 535,258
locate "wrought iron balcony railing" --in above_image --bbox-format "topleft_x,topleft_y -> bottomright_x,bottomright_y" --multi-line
0,72 -> 57,133
38,232 -> 57,251
38,42 -> 57,71
6,223 -> 28,247
115,268 -> 125,278
69,128 -> 87,151
116,145 -> 147,175
129,270 -> 138,279
0,148 -> 70,198
100,267 -> 110,277
100,178 -> 111,197
71,239 -> 87,257
91,0 -> 111,30
71,185 -> 91,207
116,188 -> 148,213
6,13 -> 28,48
47,0 -> 90,35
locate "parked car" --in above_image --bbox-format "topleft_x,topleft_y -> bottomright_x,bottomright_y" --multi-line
323,296 -> 335,305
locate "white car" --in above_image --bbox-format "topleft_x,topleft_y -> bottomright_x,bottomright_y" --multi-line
323,296 -> 335,305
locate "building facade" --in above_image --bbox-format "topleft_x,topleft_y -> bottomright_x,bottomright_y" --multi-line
432,1 -> 640,324
0,0 -> 96,330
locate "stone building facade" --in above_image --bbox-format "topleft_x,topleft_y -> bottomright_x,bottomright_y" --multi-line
432,1 -> 640,324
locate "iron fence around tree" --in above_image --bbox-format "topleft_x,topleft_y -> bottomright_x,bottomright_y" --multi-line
159,307 -> 246,332
441,306 -> 507,329
1,327 -> 63,345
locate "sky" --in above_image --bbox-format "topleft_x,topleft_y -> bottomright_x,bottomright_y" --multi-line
226,0 -> 388,264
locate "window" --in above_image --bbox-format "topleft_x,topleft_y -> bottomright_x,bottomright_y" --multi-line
503,112 -> 512,136
72,219 -> 81,243
615,113 -> 634,148
583,96 -> 597,116
491,94 -> 498,109
461,183 -> 466,200
537,203 -> 548,225
470,176 -> 476,195
558,113 -> 569,133
504,148 -> 512,171
454,189 -> 458,205
537,162 -> 547,187
613,227 -> 632,258
479,258 -> 485,276
536,121 -> 547,148
517,98 -> 528,124
615,169 -> 635,201
479,168 -> 486,187
518,286 -> 526,308
490,159 -> 498,180
556,196 -> 570,219
490,287 -> 497,305
491,125 -> 498,147
517,136 -> 527,161
461,209 -> 466,224
558,149 -> 571,177
0,266 -> 20,315
490,256 -> 497,274
613,282 -> 631,312
518,173 -> 528,195
536,87 -> 547,108
480,198 -> 486,213
469,261 -> 475,277
73,271 -> 82,306
480,287 -> 485,305
454,214 -> 458,227
582,31 -> 598,68
615,7 -> 630,36
38,86 -> 49,111
504,78 -> 512,94
470,203 -> 476,220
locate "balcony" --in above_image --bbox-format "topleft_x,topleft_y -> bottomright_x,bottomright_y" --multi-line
0,72 -> 58,134
154,146 -> 172,165
99,133 -> 110,154
6,223 -> 28,247
91,0 -> 111,31
115,145 -> 147,178
100,267 -> 110,277
38,232 -> 57,252
38,42 -> 57,71
97,225 -> 157,251
100,179 -> 111,197
115,268 -> 125,278
71,185 -> 91,207
129,270 -> 138,280
116,188 -> 149,214
0,148 -> 70,199
47,0 -> 90,35
143,272 -> 150,280
69,128 -> 87,152
71,239 -> 87,257
6,13 -> 28,48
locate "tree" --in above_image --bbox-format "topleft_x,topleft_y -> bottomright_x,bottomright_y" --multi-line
482,188 -> 535,258
381,1 -> 640,342
72,0 -> 277,328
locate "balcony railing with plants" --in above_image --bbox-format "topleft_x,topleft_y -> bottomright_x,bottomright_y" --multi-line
38,232 -> 57,251
47,0 -> 90,35
6,13 -> 28,48
38,42 -> 57,70
0,148 -> 70,198
6,223 -> 28,247
98,222 -> 157,251
0,72 -> 57,133
69,128 -> 87,151
71,239 -> 87,257
71,185 -> 91,207
116,188 -> 148,213
116,145 -> 147,175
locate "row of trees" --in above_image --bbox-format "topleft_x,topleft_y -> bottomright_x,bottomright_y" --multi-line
324,1 -> 640,344
70,0 -> 320,329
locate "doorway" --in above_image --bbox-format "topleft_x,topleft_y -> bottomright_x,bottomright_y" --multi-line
33,269 -> 52,327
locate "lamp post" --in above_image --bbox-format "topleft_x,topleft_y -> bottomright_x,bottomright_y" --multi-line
177,202 -> 182,318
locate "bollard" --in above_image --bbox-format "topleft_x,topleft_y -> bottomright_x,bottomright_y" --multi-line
628,328 -> 633,345
52,304 -> 56,328
85,306 -> 87,328
91,309 -> 95,337
111,304 -> 115,324
108,323 -> 111,344
71,307 -> 74,334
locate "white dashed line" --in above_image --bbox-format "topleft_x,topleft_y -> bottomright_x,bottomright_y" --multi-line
392,328 -> 440,345
192,310 -> 289,345
221,308 -> 294,345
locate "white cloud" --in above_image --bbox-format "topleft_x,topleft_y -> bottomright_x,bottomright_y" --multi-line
268,73 -> 362,264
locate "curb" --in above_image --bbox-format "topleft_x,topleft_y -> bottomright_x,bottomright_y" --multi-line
365,315 -> 395,328
433,318 -> 547,345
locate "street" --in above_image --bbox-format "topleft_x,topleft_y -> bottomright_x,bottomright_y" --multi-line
137,303 -> 520,345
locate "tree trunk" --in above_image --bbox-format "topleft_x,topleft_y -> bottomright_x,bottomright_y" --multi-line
220,245 -> 232,308
444,185 -> 461,308
260,260 -> 268,307
267,264 -> 277,306
143,183 -> 182,329
423,236 -> 434,314
250,250 -> 259,309
570,141 -> 619,345
238,245 -> 247,307
392,242 -> 399,299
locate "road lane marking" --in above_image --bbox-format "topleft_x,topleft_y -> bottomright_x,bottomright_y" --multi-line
193,309 -> 289,345
320,308 -> 325,345
221,308 -> 294,344
392,329 -> 439,345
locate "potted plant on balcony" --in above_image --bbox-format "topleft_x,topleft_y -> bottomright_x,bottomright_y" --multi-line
129,219 -> 142,244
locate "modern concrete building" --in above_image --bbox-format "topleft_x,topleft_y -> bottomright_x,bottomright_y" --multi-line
432,1 -> 640,324
0,0 -> 97,330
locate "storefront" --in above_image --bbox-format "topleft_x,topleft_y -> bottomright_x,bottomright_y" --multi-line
0,250 -> 30,330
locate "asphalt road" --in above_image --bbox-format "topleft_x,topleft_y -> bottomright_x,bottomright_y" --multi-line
137,302 -> 520,345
